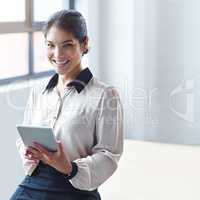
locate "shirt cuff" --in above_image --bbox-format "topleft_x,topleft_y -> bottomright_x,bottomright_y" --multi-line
64,161 -> 78,180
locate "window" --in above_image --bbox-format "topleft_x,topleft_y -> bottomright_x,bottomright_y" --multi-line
34,0 -> 63,21
0,0 -> 75,85
33,32 -> 53,73
0,0 -> 25,22
0,33 -> 28,79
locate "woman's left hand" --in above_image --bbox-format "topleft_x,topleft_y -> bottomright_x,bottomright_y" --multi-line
27,141 -> 72,175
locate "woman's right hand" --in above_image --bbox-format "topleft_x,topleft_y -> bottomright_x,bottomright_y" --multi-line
22,145 -> 39,165
17,138 -> 39,165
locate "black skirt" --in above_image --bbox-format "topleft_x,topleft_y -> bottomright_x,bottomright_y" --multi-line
10,162 -> 101,200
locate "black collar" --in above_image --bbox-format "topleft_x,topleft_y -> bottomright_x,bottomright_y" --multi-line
67,68 -> 93,93
44,68 -> 93,94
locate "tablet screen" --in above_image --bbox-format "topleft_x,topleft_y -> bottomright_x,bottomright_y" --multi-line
16,125 -> 58,152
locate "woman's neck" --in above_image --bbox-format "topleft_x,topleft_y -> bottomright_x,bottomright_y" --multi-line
57,65 -> 83,95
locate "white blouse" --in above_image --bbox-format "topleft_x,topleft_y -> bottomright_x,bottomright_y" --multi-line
16,68 -> 124,191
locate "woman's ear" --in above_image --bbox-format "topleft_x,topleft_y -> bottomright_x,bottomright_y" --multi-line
81,36 -> 89,55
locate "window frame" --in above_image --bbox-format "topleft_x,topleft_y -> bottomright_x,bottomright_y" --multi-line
0,0 -> 75,85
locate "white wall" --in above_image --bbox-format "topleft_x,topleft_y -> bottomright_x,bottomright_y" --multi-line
133,0 -> 200,144
86,0 -> 135,143
88,0 -> 200,144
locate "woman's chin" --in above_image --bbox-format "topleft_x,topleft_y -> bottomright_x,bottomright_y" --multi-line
56,70 -> 67,75
55,66 -> 69,75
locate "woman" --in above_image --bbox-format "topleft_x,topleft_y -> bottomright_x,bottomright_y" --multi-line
10,9 -> 123,200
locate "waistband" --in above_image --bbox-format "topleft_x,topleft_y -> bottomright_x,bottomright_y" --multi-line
20,162 -> 98,194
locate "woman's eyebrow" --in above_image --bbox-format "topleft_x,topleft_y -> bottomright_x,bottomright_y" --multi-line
45,40 -> 74,44
45,40 -> 53,44
61,40 -> 74,44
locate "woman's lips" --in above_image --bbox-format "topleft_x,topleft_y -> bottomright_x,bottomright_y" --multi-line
53,59 -> 70,67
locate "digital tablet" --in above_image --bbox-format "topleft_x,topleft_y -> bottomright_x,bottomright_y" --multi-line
16,125 -> 58,152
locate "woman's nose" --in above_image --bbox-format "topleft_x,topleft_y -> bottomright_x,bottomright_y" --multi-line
54,46 -> 64,58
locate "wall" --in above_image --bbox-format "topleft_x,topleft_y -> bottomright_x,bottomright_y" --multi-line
91,0 -> 200,144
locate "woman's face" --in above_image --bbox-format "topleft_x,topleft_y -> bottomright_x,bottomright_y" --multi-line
45,26 -> 87,76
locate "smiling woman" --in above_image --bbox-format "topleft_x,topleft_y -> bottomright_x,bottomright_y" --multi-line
45,27 -> 87,80
10,9 -> 123,200
43,10 -> 89,94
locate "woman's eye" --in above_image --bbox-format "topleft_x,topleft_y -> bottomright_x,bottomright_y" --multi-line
63,43 -> 73,48
47,43 -> 54,48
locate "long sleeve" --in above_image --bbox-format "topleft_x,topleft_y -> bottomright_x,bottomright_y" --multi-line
16,87 -> 39,175
69,87 -> 124,191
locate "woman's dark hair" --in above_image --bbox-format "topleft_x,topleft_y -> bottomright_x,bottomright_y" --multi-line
43,9 -> 88,94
